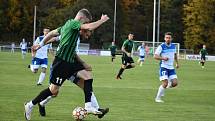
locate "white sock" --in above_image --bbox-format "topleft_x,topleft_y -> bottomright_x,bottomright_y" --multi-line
37,72 -> 46,84
91,92 -> 99,109
39,96 -> 52,106
156,85 -> 165,99
167,81 -> 172,88
28,101 -> 34,108
140,62 -> 143,66
85,102 -> 92,109
30,65 -> 35,73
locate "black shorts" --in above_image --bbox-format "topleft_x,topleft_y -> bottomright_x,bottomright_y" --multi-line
50,57 -> 85,86
111,53 -> 116,57
201,56 -> 206,61
121,54 -> 134,65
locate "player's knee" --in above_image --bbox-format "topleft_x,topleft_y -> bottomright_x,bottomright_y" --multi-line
162,81 -> 168,88
172,81 -> 178,87
49,85 -> 60,96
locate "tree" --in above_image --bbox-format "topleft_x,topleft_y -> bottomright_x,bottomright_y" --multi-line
183,0 -> 215,53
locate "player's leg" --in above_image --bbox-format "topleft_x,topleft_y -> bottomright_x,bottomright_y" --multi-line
155,68 -> 168,103
76,70 -> 102,114
169,69 -> 178,88
112,54 -> 116,62
76,71 -> 109,117
125,57 -> 135,69
29,58 -> 39,73
116,56 -> 127,79
24,57 -> 69,120
37,58 -> 48,85
24,84 -> 58,120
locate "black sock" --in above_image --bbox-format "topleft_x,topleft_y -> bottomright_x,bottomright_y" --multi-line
84,79 -> 93,103
111,58 -> 113,62
117,68 -> 124,77
202,62 -> 205,66
201,62 -> 203,66
32,88 -> 53,105
125,65 -> 132,69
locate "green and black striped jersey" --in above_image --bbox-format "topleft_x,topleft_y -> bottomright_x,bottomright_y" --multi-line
56,19 -> 81,63
122,39 -> 134,53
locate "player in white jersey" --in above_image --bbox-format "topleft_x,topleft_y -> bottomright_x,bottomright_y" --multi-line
37,30 -> 109,118
20,38 -> 27,59
154,32 -> 179,103
137,42 -> 145,66
29,28 -> 52,85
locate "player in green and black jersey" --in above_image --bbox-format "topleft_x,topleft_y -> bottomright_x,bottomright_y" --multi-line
116,33 -> 135,79
199,45 -> 208,68
109,42 -> 117,62
24,9 -> 110,120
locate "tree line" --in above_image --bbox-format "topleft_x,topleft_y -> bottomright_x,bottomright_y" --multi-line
0,0 -> 214,53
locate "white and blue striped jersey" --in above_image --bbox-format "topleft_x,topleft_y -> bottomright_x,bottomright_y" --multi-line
138,45 -> 145,56
34,36 -> 52,59
20,42 -> 27,49
155,43 -> 176,69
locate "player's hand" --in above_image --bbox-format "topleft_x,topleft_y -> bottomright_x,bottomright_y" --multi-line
176,63 -> 179,69
163,57 -> 168,61
100,14 -> 110,23
32,44 -> 41,51
83,63 -> 92,71
127,53 -> 131,57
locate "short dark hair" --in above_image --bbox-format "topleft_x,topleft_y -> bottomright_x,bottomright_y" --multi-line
165,32 -> 173,36
78,8 -> 92,21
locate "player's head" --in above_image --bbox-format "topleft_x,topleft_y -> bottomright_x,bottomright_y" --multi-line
128,33 -> 134,40
164,32 -> 173,45
203,44 -> 206,49
80,29 -> 92,39
142,42 -> 145,46
112,41 -> 115,46
43,28 -> 50,36
75,8 -> 92,24
22,38 -> 25,43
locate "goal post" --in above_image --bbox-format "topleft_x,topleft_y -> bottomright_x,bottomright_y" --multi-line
133,41 -> 180,57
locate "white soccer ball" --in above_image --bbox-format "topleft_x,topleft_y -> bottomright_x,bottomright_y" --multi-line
72,107 -> 87,121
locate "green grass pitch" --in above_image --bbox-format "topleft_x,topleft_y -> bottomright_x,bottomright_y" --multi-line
0,52 -> 215,121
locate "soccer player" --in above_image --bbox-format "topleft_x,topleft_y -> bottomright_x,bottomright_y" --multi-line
199,44 -> 208,68
109,41 -> 117,62
37,31 -> 109,119
137,42 -> 145,66
11,42 -> 15,53
24,8 -> 109,120
154,32 -> 179,103
116,33 -> 135,79
20,38 -> 27,59
29,28 -> 53,85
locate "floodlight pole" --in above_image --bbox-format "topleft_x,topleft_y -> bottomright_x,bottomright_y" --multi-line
157,0 -> 160,43
152,0 -> 156,53
113,0 -> 117,43
33,5 -> 37,44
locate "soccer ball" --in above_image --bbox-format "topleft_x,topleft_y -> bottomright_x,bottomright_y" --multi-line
72,107 -> 87,121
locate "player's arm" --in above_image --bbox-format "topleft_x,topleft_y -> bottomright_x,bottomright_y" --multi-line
32,29 -> 59,51
81,14 -> 109,31
46,36 -> 60,45
121,45 -> 131,57
154,46 -> 168,61
174,53 -> 179,68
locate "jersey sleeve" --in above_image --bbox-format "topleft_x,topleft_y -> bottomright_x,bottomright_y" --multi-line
34,37 -> 40,45
122,40 -> 128,48
137,46 -> 141,51
154,45 -> 162,55
57,27 -> 62,34
70,20 -> 81,30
